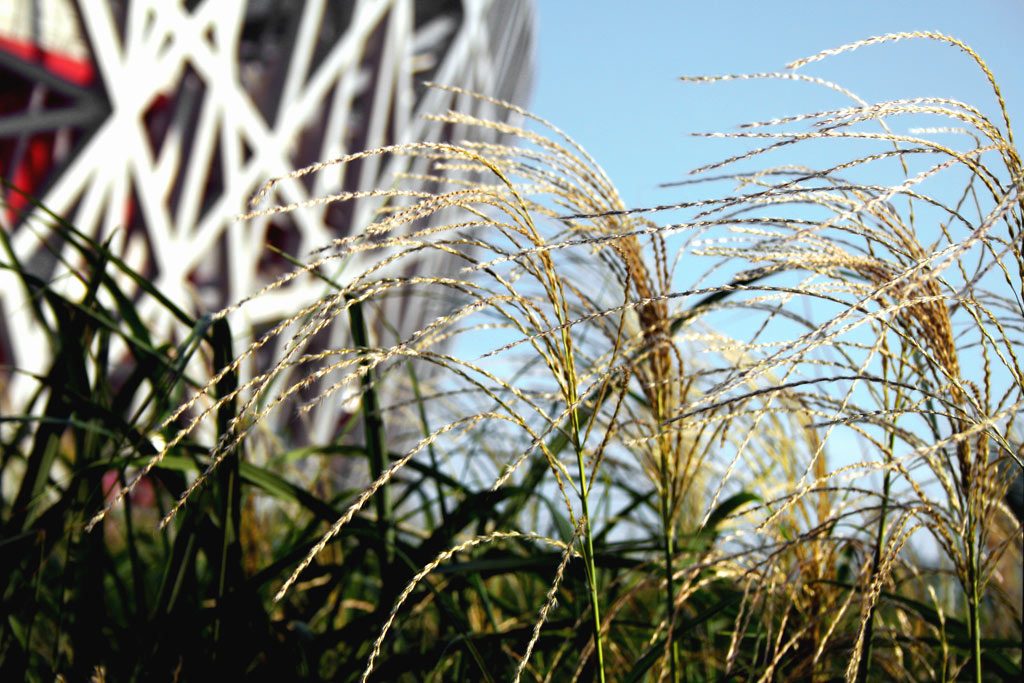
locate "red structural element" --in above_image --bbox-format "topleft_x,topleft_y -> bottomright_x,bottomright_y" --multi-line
0,34 -> 95,222
0,34 -> 94,86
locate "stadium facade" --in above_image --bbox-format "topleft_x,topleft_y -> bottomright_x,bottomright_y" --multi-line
0,0 -> 534,445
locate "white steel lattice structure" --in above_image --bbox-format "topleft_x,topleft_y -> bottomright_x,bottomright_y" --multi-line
0,0 -> 534,444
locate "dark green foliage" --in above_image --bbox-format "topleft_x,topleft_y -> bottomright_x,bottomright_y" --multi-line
3,31 -> 1023,682
0,201 -> 764,678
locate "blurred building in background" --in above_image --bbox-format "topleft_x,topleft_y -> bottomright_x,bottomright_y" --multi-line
0,0 -> 533,445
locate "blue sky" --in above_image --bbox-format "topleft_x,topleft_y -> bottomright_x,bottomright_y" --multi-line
530,1 -> 1024,208
523,3 -> 1024,495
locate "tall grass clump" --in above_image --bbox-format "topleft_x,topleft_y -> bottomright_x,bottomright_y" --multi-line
7,32 -> 1021,681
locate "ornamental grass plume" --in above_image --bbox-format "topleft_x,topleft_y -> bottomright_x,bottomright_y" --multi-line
672,31 -> 1023,681
82,32 -> 1021,682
